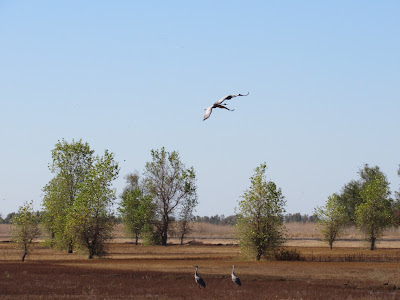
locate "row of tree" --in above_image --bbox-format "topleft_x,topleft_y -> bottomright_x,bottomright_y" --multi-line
1,211 -> 317,226
38,139 -> 197,258
9,138 -> 400,262
315,164 -> 400,250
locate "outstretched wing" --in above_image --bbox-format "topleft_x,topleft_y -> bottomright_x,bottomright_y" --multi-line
203,106 -> 213,121
214,95 -> 231,105
215,104 -> 234,111
214,92 -> 249,105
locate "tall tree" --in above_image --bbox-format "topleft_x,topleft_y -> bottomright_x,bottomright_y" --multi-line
314,194 -> 348,249
355,173 -> 394,250
11,201 -> 41,262
337,164 -> 387,224
42,139 -> 94,252
235,163 -> 286,260
118,173 -> 154,245
144,147 -> 197,245
66,150 -> 119,259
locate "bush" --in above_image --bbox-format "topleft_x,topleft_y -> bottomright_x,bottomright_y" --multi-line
141,227 -> 162,245
274,248 -> 304,261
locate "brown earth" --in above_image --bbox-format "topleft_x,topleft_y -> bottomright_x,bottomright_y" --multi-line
2,223 -> 400,299
1,243 -> 400,299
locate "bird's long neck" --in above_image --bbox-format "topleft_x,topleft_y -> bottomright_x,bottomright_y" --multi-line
195,267 -> 198,276
232,266 -> 235,275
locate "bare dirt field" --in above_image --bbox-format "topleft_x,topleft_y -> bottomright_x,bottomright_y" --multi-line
2,223 -> 400,299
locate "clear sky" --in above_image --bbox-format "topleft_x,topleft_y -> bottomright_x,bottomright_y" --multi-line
1,1 -> 399,217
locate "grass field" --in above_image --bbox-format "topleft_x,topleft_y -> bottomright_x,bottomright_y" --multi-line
2,223 -> 400,299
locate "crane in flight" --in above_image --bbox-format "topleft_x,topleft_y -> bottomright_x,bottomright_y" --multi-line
203,92 -> 249,121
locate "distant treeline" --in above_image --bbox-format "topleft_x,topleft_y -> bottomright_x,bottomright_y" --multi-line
0,211 -> 42,224
1,212 -> 317,225
193,213 -> 318,226
283,213 -> 318,223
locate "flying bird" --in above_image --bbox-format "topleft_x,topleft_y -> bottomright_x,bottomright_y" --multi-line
194,266 -> 206,288
231,265 -> 242,287
203,92 -> 249,121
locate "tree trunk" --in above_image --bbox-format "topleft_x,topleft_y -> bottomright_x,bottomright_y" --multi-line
329,242 -> 333,250
256,252 -> 262,261
21,252 -> 27,262
68,241 -> 73,253
161,232 -> 168,245
161,215 -> 169,246
135,234 -> 139,245
370,237 -> 376,250
88,243 -> 94,259
180,233 -> 184,245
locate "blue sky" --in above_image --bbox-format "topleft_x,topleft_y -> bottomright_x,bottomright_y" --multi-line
1,1 -> 399,217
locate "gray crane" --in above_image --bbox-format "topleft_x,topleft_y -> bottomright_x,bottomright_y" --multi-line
203,92 -> 249,121
194,266 -> 206,288
231,265 -> 242,287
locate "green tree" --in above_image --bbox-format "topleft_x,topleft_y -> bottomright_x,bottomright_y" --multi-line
337,164 -> 388,224
118,173 -> 154,245
42,175 -> 68,247
235,163 -> 286,260
176,196 -> 197,245
42,139 -> 94,252
144,147 -> 197,245
66,150 -> 119,259
337,180 -> 362,223
11,201 -> 41,262
314,193 -> 348,249
355,173 -> 394,250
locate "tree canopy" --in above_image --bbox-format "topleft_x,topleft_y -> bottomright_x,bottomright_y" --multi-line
11,201 -> 41,262
118,173 -> 155,245
42,139 -> 119,258
66,150 -> 119,258
355,172 -> 394,250
314,193 -> 348,249
144,147 -> 197,245
42,139 -> 94,252
235,163 -> 286,260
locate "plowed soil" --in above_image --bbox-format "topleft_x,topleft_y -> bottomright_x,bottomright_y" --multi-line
1,243 -> 400,299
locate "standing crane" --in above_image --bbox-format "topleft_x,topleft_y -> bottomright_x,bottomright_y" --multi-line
203,92 -> 249,121
231,265 -> 242,286
194,266 -> 206,288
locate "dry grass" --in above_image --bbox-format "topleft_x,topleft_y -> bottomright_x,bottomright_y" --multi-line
3,223 -> 400,246
284,223 -> 400,240
0,224 -> 11,240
